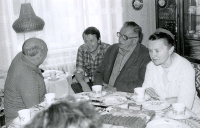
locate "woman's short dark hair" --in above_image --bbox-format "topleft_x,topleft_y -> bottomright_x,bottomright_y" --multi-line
149,29 -> 175,48
82,27 -> 101,40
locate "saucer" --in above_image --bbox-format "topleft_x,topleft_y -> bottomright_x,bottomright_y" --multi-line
146,118 -> 184,128
89,91 -> 107,98
13,117 -> 31,126
142,101 -> 170,111
131,95 -> 150,102
101,96 -> 127,106
166,110 -> 191,119
74,95 -> 90,101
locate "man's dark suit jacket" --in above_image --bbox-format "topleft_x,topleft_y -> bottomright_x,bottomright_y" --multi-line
94,43 -> 151,93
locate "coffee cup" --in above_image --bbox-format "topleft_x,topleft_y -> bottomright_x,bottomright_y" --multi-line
50,71 -> 57,79
18,109 -> 31,125
172,103 -> 186,116
134,87 -> 145,100
45,93 -> 55,107
92,85 -> 102,95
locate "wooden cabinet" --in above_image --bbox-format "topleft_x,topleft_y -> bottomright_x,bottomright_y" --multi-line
156,0 -> 200,63
180,0 -> 200,63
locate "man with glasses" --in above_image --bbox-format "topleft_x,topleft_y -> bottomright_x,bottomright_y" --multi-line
94,21 -> 151,92
71,27 -> 110,93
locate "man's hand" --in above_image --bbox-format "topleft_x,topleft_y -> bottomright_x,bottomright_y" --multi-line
80,82 -> 91,92
103,85 -> 116,93
75,73 -> 91,92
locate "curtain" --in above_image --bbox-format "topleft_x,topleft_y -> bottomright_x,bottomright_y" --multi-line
0,0 -> 158,72
14,0 -> 123,70
0,0 -> 124,71
0,0 -> 18,71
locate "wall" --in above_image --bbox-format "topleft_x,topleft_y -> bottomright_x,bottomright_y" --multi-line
122,0 -> 156,46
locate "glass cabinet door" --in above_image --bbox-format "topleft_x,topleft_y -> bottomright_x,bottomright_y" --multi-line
156,0 -> 177,51
183,0 -> 200,59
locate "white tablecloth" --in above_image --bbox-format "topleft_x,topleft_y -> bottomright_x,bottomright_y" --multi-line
8,92 -> 200,128
44,70 -> 75,98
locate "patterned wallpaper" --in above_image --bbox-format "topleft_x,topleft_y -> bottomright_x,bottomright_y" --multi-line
122,0 -> 156,46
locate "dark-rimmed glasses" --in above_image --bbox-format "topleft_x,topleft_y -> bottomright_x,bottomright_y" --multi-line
117,32 -> 138,41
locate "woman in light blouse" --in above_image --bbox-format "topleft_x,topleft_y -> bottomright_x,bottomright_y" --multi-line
143,28 -> 200,117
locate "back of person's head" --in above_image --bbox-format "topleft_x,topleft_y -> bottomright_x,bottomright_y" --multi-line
82,27 -> 101,40
123,21 -> 143,43
149,28 -> 175,48
24,100 -> 102,128
22,37 -> 47,57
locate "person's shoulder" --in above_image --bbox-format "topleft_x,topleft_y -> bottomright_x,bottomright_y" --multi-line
9,52 -> 25,70
100,42 -> 110,50
175,53 -> 192,67
139,43 -> 149,52
101,42 -> 110,47
12,52 -> 22,62
105,43 -> 118,52
146,61 -> 161,71
137,43 -> 150,57
6,67 -> 31,84
174,53 -> 194,72
147,61 -> 155,67
78,44 -> 88,51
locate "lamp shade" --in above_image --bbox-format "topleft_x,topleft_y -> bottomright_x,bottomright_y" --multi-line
12,3 -> 45,33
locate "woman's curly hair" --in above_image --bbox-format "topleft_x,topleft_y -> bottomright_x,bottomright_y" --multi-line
24,98 -> 102,128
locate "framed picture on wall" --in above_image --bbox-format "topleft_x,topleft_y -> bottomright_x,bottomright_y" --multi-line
132,0 -> 143,10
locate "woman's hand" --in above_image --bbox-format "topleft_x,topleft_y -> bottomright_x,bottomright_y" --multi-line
145,87 -> 159,98
102,84 -> 116,93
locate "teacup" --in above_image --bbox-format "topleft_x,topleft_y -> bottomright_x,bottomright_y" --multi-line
172,103 -> 186,116
50,71 -> 57,79
18,109 -> 31,125
45,93 -> 55,107
134,87 -> 145,100
92,85 -> 102,95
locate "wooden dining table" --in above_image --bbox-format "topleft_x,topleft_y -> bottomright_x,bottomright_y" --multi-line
8,91 -> 200,128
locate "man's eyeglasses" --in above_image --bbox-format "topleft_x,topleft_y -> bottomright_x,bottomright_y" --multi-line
117,32 -> 138,41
